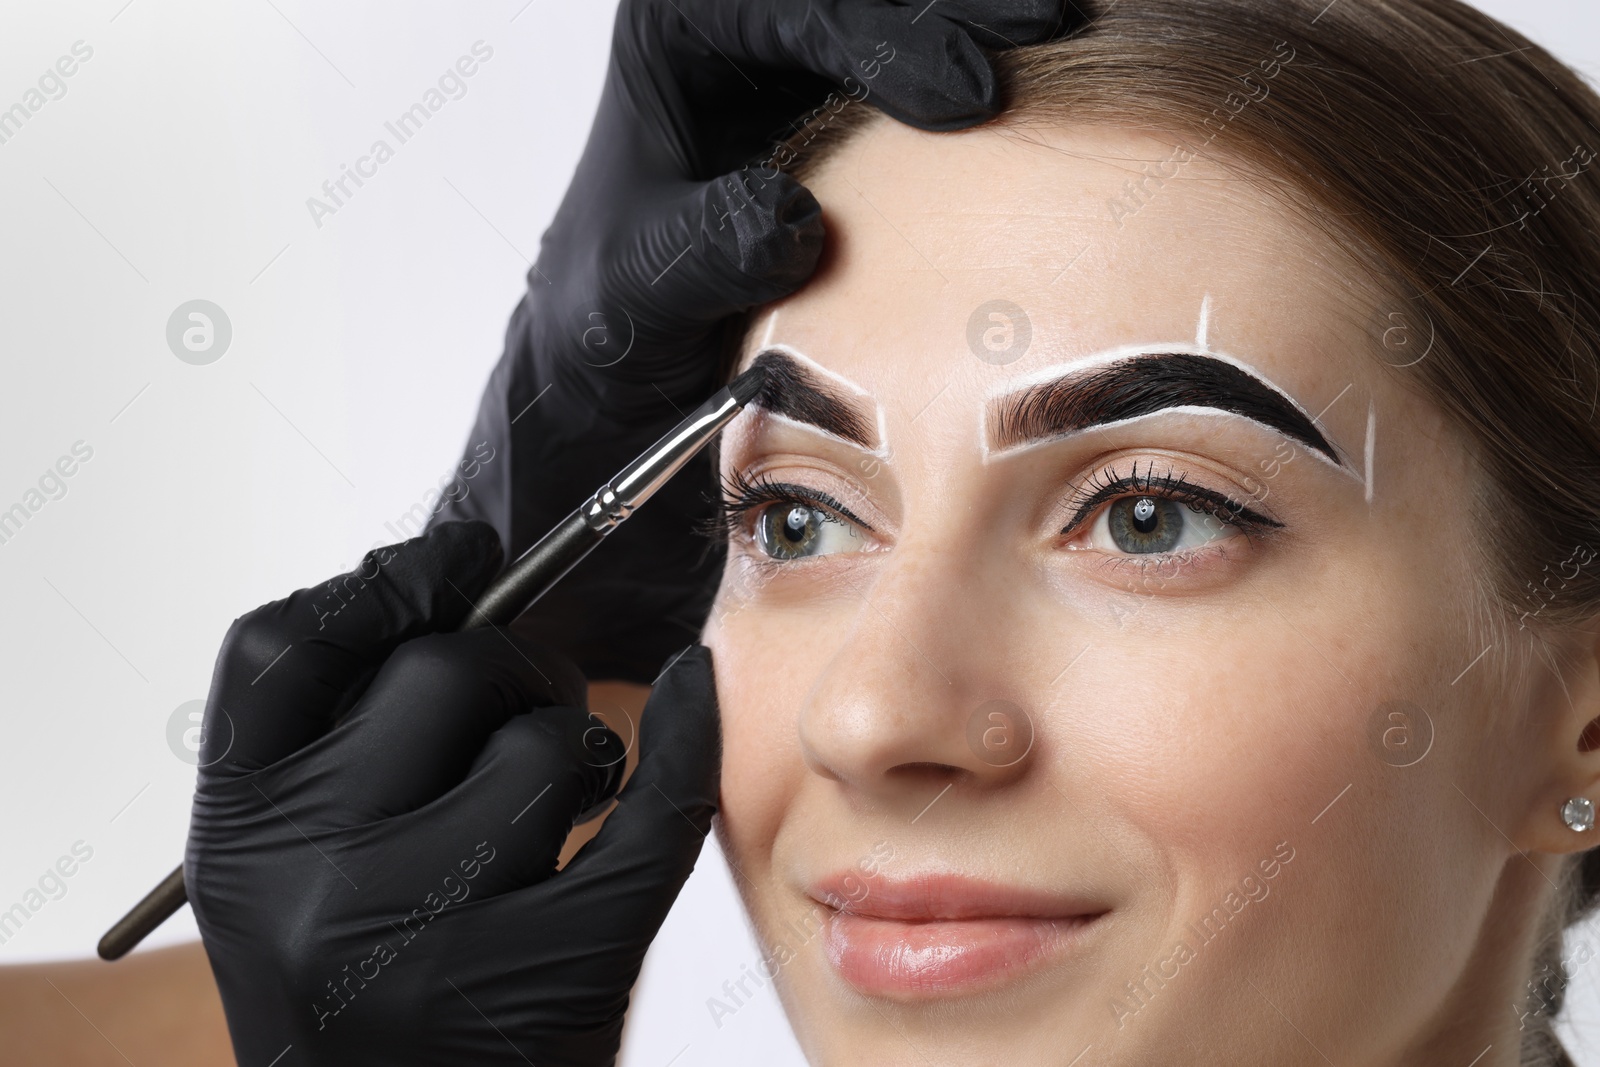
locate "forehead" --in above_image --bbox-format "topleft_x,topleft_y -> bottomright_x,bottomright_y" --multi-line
743,120 -> 1379,439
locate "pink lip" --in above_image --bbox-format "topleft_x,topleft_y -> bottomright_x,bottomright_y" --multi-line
808,873 -> 1108,999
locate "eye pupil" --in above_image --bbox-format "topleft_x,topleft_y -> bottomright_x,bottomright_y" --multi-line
1131,496 -> 1157,530
783,505 -> 811,541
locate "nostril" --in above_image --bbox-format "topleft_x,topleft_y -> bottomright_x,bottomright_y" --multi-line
892,761 -> 961,775
889,762 -> 967,785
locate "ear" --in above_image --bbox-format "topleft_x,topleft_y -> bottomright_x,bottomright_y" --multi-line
1516,624 -> 1600,856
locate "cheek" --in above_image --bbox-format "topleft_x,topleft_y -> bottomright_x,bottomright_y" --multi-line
1064,557 -> 1496,1027
1095,601 -> 1466,862
703,593 -> 828,874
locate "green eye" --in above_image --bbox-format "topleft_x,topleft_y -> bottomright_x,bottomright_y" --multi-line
1061,463 -> 1282,556
755,503 -> 863,561
720,472 -> 877,562
1098,494 -> 1234,555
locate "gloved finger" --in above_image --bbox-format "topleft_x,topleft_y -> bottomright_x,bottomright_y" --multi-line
640,0 -> 1075,133
381,707 -> 627,900
915,0 -> 1078,48
554,645 -> 719,937
301,626 -> 590,822
575,168 -> 822,398
199,520 -> 504,778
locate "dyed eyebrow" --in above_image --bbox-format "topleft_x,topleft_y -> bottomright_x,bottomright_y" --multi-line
746,348 -> 879,449
987,352 -> 1341,463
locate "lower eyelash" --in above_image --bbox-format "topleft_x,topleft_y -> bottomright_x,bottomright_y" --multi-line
1062,459 -> 1281,536
1094,544 -> 1237,579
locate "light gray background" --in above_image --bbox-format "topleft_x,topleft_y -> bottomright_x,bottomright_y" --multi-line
0,2 -> 1596,1064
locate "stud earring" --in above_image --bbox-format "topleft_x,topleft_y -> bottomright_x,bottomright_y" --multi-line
1562,797 -> 1595,832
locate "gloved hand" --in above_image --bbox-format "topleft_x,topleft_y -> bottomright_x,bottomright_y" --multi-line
432,0 -> 1077,683
187,520 -> 721,1067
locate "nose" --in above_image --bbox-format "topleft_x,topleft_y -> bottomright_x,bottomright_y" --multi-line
796,538 -> 1041,810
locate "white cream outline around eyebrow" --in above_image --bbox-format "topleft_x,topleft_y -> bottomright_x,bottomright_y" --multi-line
977,340 -> 1363,485
737,340 -> 893,459
1363,400 -> 1376,504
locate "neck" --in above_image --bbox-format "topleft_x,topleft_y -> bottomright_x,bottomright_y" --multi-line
1397,849 -> 1570,1067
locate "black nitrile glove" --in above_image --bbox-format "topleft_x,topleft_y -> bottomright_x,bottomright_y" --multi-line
187,520 -> 721,1067
431,0 -> 1077,683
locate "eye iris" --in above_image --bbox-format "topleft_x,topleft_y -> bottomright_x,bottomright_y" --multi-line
1109,495 -> 1183,553
757,503 -> 823,559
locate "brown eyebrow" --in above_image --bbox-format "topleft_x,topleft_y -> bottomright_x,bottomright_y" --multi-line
987,352 -> 1341,463
746,349 -> 878,449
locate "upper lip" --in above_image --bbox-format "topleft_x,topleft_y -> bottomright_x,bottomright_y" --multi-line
807,871 -> 1109,922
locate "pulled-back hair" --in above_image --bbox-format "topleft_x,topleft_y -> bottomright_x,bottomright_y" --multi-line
762,2 -> 1600,1062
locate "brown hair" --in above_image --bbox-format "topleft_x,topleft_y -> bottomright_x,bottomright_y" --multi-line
752,1 -> 1600,1061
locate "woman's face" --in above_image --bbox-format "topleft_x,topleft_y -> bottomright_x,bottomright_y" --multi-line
701,119 -> 1560,1065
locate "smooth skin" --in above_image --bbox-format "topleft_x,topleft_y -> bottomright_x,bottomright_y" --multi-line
703,116 -> 1600,1066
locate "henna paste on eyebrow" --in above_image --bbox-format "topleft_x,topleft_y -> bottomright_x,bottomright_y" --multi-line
990,352 -> 1340,463
747,349 -> 878,448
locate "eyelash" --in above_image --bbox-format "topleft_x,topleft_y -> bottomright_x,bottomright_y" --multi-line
709,469 -> 874,544
709,460 -> 1283,554
1061,459 -> 1283,538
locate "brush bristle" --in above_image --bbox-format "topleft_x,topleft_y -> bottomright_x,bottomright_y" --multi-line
727,364 -> 768,406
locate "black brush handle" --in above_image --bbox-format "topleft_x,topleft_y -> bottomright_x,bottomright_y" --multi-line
97,864 -> 185,961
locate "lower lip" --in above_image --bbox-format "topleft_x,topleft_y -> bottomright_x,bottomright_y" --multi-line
823,911 -> 1102,998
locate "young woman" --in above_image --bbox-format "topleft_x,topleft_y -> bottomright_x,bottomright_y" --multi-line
694,1 -> 1600,1063
15,1 -> 1600,1065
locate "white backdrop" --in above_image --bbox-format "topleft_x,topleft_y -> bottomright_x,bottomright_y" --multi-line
1,2 -> 1597,1064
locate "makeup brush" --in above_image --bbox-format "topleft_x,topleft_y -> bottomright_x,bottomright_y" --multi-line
97,364 -> 767,961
